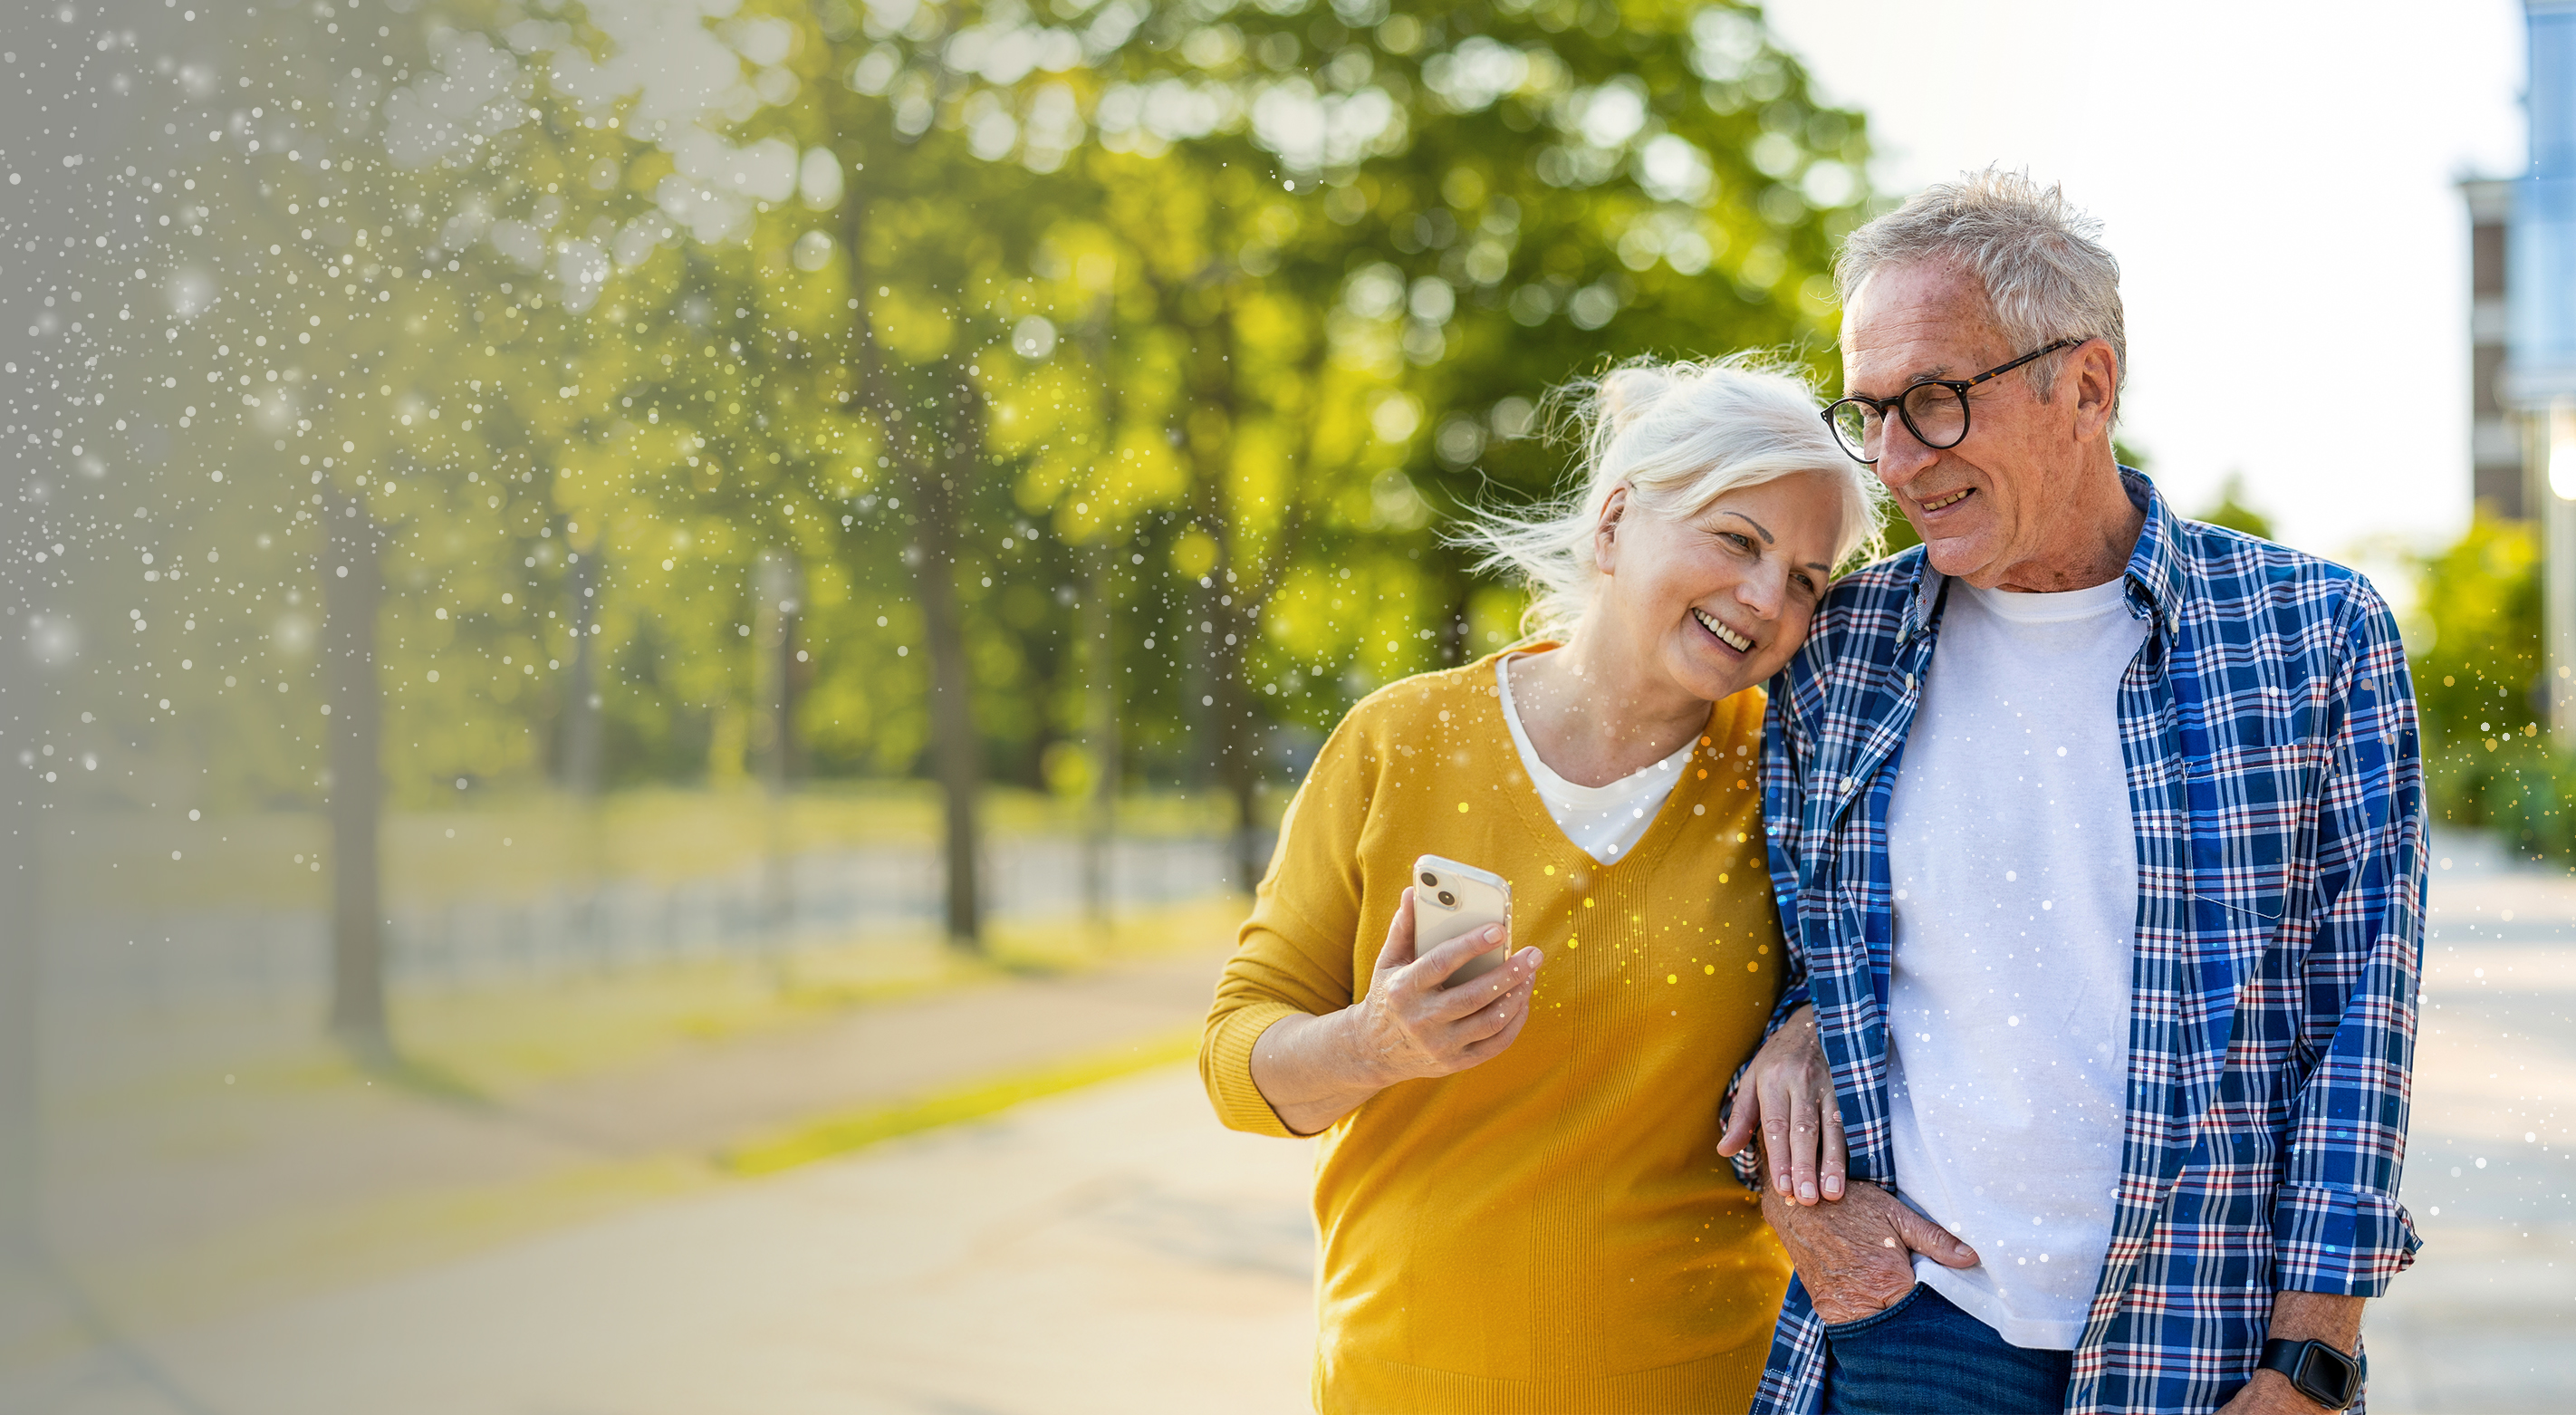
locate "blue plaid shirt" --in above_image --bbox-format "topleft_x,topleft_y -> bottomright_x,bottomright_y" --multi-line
1747,474 -> 2425,1415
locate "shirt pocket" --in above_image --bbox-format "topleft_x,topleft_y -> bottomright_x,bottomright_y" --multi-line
2185,741 -> 2324,933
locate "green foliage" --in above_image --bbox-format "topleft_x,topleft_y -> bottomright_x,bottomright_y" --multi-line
2405,514 -> 2562,852
71,0 -> 1877,821
2192,472 -> 2274,542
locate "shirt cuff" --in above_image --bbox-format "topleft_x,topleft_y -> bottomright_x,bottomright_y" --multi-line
2272,1181 -> 2423,1296
1199,1001 -> 1310,1139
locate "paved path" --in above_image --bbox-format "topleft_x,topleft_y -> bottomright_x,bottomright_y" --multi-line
5,946 -> 1246,1405
2359,835 -> 2576,1413
510,951 -> 1228,1158
10,1066 -> 1319,1415
8,835 -> 2576,1413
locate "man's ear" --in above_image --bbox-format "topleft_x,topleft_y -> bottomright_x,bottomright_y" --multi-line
2069,339 -> 2119,443
1594,486 -> 1630,574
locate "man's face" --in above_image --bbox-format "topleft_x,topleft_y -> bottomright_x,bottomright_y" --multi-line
1841,261 -> 2089,589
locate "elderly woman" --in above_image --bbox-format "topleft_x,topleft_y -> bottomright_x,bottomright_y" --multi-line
1198,356 -> 1885,1413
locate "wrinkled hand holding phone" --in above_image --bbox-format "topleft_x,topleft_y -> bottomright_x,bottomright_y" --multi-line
1344,856 -> 1544,1084
1245,854 -> 1546,1136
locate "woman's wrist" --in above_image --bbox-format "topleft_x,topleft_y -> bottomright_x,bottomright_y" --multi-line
1330,1000 -> 1403,1093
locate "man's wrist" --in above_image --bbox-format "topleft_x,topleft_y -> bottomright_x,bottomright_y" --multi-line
2244,1367 -> 2333,1412
2254,1335 -> 2360,1411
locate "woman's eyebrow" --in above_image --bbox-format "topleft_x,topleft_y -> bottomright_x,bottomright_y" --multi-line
1719,511 -> 1773,544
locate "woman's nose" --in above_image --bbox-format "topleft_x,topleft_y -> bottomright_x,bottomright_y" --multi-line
1737,567 -> 1784,618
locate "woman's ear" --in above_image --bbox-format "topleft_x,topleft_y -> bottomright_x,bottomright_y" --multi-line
1594,486 -> 1629,575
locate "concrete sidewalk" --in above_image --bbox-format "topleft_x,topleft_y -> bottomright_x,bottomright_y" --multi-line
2359,833 -> 2576,1413
5,943 -> 1247,1396
508,949 -> 1229,1159
13,1065 -> 1320,1415
10,835 -> 2574,1413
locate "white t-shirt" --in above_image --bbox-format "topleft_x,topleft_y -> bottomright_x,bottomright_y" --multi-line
1495,653 -> 1690,865
1881,576 -> 2148,1350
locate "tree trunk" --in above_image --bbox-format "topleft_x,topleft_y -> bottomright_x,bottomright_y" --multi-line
838,167 -> 982,952
1443,570 -> 1475,665
323,494 -> 390,1063
558,533 -> 602,797
916,391 -> 984,951
755,551 -> 801,958
1077,310 -> 1122,930
1209,581 -> 1265,893
0,660 -> 38,1257
1081,540 -> 1119,929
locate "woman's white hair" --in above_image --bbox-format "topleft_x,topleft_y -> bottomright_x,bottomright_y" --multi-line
1456,353 -> 1884,641
1834,167 -> 2125,415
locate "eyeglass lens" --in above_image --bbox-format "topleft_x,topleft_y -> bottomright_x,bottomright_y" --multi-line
1830,383 -> 1971,459
1899,382 -> 1969,448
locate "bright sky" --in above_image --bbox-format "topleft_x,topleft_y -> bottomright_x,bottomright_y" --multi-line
1762,0 -> 2529,575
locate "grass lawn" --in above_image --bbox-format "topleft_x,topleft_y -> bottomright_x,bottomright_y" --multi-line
44,783 -> 1281,916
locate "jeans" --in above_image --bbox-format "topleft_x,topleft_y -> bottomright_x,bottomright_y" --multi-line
1821,1283 -> 2072,1415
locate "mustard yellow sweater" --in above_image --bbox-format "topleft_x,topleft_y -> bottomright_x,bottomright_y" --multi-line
1201,652 -> 1791,1415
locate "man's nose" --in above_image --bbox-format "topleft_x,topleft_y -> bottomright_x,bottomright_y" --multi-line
1874,416 -> 1940,489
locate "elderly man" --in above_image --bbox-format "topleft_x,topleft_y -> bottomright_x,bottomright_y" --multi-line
1716,170 -> 2423,1415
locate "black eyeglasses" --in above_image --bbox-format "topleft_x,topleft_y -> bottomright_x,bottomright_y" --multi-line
1820,339 -> 2082,464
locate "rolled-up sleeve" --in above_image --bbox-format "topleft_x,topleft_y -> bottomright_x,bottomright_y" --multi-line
1199,717 -> 1371,1139
2273,587 -> 2426,1295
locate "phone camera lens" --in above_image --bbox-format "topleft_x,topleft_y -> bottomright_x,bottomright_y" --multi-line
1437,890 -> 1456,908
1418,871 -> 1437,888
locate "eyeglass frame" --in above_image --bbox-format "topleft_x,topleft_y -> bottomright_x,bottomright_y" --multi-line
1818,338 -> 2084,465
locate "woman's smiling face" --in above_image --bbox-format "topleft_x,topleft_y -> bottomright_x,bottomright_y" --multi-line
1593,470 -> 1845,704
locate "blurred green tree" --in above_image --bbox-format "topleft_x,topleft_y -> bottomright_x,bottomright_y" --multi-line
80,0 -> 1884,976
2408,513 -> 2548,839
833,0 -> 1877,888
2193,471 -> 2275,541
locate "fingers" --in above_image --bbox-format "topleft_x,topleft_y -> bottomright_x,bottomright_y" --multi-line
1455,966 -> 1538,1062
1889,1202 -> 1978,1268
1411,922 -> 1514,996
1783,1076 -> 1823,1206
1415,933 -> 1530,1020
1757,1064 -> 1797,1199
1715,1083 -> 1759,1158
1450,951 -> 1538,1039
1819,1099 -> 1850,1200
1374,889 -> 1419,973
1456,1000 -> 1532,1063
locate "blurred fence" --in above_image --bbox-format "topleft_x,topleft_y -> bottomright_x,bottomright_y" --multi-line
40,831 -> 1263,1016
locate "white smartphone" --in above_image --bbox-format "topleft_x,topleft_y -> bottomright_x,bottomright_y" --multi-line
1411,854 -> 1512,989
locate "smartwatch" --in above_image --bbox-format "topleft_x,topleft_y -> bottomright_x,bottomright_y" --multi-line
2258,1337 -> 2360,1411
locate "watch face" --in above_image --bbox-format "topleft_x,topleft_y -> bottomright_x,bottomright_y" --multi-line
2296,1343 -> 2359,1407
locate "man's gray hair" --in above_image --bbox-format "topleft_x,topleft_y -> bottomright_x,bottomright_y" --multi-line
1835,168 -> 2125,415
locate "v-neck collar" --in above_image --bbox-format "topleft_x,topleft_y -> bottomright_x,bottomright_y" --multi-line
1475,645 -> 1732,877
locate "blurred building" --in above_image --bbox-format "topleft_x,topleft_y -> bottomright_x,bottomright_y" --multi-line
2462,178 -> 2520,516
2478,1 -> 2576,738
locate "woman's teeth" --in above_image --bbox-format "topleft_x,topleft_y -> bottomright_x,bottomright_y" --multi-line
1919,487 -> 1974,512
1693,608 -> 1752,651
